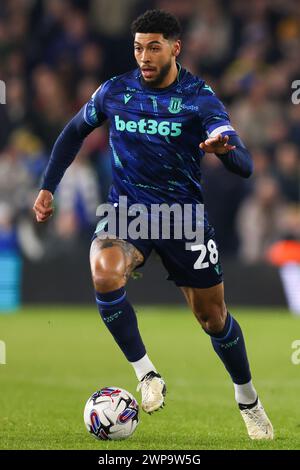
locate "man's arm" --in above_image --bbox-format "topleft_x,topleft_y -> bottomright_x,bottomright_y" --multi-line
198,83 -> 254,179
33,79 -> 110,223
33,107 -> 96,222
41,107 -> 95,194
199,133 -> 253,178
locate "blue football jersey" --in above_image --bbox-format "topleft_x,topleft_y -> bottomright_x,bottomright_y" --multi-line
84,63 -> 237,208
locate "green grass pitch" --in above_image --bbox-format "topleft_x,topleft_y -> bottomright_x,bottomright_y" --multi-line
0,306 -> 299,450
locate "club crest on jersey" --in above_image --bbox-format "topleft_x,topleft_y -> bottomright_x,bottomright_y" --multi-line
168,97 -> 182,114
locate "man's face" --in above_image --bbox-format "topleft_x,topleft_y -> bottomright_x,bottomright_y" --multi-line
134,33 -> 180,88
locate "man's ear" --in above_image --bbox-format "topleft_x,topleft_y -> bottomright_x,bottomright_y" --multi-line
173,40 -> 181,57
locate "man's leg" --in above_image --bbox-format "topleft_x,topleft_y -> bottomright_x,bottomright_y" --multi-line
181,283 -> 274,440
90,237 -> 166,413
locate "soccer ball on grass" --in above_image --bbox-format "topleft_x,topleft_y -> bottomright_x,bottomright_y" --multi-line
84,387 -> 139,440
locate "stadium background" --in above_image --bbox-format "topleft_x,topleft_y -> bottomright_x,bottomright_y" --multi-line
0,0 -> 300,451
0,0 -> 299,307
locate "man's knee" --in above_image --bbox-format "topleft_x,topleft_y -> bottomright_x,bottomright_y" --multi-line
92,267 -> 125,293
193,301 -> 227,335
90,244 -> 127,293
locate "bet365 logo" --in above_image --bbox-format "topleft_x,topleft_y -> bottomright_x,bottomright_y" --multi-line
114,115 -> 182,137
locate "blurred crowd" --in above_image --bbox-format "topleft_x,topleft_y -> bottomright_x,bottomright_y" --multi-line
0,0 -> 299,263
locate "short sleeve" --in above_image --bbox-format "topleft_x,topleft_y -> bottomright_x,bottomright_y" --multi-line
83,81 -> 111,127
199,84 -> 237,138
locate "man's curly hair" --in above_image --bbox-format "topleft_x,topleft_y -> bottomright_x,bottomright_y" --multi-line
131,9 -> 182,40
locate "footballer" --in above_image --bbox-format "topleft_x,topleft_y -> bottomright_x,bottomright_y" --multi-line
33,10 -> 273,440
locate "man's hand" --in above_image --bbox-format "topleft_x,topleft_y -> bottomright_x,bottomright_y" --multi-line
199,134 -> 236,155
33,190 -> 54,223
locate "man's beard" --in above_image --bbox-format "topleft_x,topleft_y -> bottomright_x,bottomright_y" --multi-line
140,60 -> 172,88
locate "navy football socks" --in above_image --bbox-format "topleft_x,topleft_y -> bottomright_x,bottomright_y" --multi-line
95,287 -> 146,362
206,312 -> 252,385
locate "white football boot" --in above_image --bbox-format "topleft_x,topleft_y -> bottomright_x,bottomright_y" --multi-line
239,397 -> 274,440
137,371 -> 166,414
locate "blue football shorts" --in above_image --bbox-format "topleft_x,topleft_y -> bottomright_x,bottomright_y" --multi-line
92,205 -> 223,289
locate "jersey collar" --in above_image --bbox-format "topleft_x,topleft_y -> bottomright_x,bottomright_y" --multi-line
176,62 -> 182,82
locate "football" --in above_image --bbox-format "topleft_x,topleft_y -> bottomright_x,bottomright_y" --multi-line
84,387 -> 139,440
